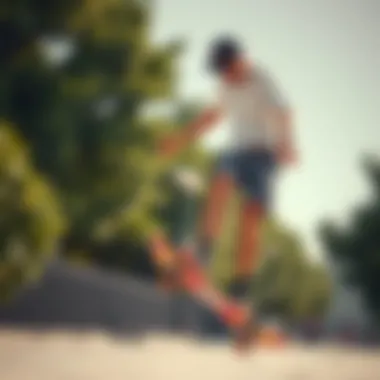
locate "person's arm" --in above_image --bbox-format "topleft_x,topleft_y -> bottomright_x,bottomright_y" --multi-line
160,106 -> 222,157
262,70 -> 297,165
271,107 -> 296,164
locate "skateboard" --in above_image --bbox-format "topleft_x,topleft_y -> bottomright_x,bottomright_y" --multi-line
149,232 -> 257,350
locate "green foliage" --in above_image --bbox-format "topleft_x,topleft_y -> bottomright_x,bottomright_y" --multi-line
1,0 -> 184,275
320,156 -> 380,322
0,123 -> 65,299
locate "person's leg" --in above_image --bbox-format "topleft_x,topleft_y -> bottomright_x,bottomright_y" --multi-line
197,157 -> 235,267
224,150 -> 276,350
230,150 -> 275,301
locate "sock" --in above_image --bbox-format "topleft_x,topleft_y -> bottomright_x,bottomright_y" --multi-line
228,276 -> 254,302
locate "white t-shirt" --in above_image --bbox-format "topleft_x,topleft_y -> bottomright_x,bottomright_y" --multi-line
219,65 -> 289,152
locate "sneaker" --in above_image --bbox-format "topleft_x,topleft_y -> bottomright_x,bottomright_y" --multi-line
232,310 -> 260,353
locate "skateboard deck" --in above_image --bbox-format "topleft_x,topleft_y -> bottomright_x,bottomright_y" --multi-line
149,233 -> 252,331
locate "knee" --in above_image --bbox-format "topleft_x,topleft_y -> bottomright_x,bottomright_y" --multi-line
243,200 -> 265,218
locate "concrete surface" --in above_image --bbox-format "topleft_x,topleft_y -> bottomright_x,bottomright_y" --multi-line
0,330 -> 379,380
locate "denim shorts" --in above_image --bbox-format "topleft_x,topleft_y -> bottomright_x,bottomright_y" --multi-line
215,148 -> 277,210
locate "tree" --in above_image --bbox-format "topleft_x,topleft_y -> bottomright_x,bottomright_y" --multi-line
0,123 -> 64,299
1,0 -> 183,276
320,156 -> 380,323
257,219 -> 331,322
292,262 -> 332,320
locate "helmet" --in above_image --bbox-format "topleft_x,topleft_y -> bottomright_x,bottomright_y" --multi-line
207,36 -> 242,73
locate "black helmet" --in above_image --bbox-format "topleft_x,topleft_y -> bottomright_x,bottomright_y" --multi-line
208,36 -> 242,73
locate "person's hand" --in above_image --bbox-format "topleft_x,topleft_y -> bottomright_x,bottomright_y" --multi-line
276,145 -> 298,167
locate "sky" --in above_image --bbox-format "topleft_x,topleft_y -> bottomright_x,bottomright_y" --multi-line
151,0 -> 380,259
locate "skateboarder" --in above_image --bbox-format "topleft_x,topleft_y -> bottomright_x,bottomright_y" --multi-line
151,36 -> 297,350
